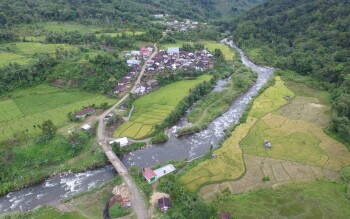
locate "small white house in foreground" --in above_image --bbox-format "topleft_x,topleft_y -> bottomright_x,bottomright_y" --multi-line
80,124 -> 92,131
143,164 -> 176,184
109,137 -> 129,147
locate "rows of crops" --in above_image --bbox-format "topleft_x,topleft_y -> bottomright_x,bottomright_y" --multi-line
114,75 -> 211,139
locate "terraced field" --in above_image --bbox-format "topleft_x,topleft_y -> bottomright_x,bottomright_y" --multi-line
180,76 -> 293,191
180,76 -> 350,193
0,84 -> 115,142
114,75 -> 211,139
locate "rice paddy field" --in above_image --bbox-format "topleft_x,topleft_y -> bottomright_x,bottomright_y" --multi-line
41,22 -> 102,34
241,78 -> 350,171
212,180 -> 350,218
161,41 -> 235,61
0,42 -> 78,67
180,76 -> 350,192
179,76 -> 294,191
179,118 -> 255,192
0,52 -> 30,67
0,84 -> 115,142
1,42 -> 77,56
113,75 -> 211,139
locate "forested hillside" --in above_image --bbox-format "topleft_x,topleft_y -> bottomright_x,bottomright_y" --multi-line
0,0 -> 157,25
232,0 -> 350,143
0,0 -> 263,26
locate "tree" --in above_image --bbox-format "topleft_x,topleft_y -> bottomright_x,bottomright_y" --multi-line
40,120 -> 57,140
129,165 -> 138,176
0,12 -> 8,27
111,142 -> 123,157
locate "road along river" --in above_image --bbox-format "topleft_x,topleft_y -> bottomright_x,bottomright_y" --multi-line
0,39 -> 274,213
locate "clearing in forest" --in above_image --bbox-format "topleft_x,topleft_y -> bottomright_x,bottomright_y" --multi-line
113,75 -> 211,139
0,84 -> 115,142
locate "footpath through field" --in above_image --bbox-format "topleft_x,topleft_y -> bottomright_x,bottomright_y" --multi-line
97,43 -> 158,219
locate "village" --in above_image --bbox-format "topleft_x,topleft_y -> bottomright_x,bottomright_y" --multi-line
153,13 -> 200,33
113,46 -> 215,96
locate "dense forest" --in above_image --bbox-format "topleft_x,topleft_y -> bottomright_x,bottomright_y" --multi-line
231,0 -> 350,143
0,0 -> 263,26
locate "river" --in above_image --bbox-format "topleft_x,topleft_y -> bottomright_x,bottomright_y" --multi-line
0,39 -> 274,214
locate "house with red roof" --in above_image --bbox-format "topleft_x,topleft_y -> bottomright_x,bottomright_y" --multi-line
143,167 -> 157,183
75,107 -> 96,119
140,48 -> 151,56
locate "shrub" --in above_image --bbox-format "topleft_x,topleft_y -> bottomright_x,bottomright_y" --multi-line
151,132 -> 169,144
340,166 -> 350,184
262,176 -> 270,182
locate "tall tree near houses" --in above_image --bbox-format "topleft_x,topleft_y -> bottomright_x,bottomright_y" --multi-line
41,119 -> 57,140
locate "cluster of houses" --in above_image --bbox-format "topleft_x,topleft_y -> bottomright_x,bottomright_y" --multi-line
164,19 -> 199,32
112,47 -> 153,95
153,13 -> 169,19
111,45 -> 214,97
134,47 -> 214,96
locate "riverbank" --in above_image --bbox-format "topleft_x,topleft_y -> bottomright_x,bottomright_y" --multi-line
177,59 -> 257,136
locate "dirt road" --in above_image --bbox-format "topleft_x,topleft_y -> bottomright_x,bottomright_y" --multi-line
97,43 -> 158,219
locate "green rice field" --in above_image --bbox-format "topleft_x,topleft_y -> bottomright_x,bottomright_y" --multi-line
0,42 -> 77,67
0,52 -> 30,67
0,84 -> 115,141
42,22 -> 102,34
1,42 -> 77,56
114,75 -> 212,139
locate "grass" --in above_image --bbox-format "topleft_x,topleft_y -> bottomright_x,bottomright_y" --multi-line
25,36 -> 46,42
0,42 -> 77,67
212,180 -> 350,218
42,22 -> 102,34
113,75 -> 211,139
109,203 -> 131,218
70,176 -> 130,219
0,132 -> 107,195
96,31 -> 144,38
0,52 -> 30,66
161,41 -> 235,60
1,42 -> 77,56
0,84 -> 115,141
0,206 -> 88,219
